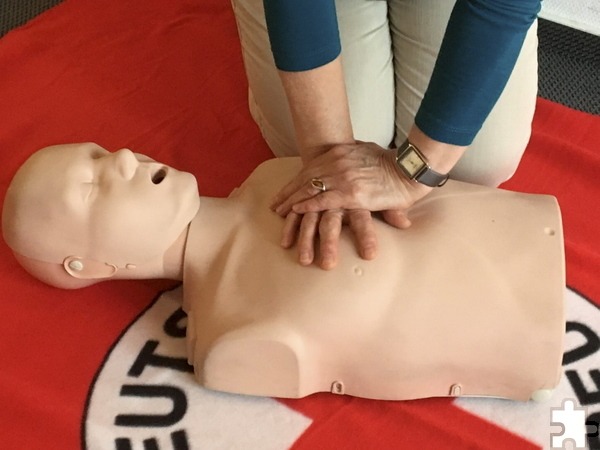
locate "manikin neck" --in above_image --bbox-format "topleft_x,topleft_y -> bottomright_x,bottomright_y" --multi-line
151,195 -> 236,282
106,228 -> 189,282
161,225 -> 191,280
180,196 -> 244,278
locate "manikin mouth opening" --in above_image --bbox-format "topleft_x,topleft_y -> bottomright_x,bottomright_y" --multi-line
151,167 -> 167,184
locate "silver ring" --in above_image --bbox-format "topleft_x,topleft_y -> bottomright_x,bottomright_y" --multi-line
310,177 -> 327,193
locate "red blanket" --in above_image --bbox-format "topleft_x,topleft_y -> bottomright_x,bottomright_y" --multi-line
1,1 -> 599,449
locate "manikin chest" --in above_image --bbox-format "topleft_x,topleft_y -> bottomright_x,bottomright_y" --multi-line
183,178 -> 564,402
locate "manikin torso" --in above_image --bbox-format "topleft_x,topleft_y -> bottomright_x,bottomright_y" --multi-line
183,158 -> 564,401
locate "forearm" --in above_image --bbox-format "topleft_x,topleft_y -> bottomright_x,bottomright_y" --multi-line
404,0 -> 539,175
280,60 -> 465,179
263,0 -> 352,161
279,56 -> 354,162
416,0 -> 541,146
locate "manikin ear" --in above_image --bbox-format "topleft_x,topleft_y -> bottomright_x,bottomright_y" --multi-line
63,256 -> 118,280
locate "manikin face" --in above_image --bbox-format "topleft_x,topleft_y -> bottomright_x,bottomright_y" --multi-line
2,143 -> 200,266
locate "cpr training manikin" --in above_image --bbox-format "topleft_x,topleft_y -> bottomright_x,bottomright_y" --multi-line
2,143 -> 565,402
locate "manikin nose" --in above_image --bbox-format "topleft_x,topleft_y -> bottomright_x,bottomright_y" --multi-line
112,149 -> 139,180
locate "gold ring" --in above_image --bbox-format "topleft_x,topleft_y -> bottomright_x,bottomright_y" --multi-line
310,178 -> 327,193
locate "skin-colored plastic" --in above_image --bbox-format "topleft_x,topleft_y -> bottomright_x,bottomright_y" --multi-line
2,143 -> 199,288
2,143 -> 565,401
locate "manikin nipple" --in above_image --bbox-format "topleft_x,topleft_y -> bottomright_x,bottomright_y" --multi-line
63,256 -> 118,279
67,259 -> 84,272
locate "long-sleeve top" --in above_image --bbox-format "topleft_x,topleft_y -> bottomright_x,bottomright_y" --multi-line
263,0 -> 541,146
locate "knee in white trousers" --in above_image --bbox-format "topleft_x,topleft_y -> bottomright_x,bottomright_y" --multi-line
231,0 -> 538,187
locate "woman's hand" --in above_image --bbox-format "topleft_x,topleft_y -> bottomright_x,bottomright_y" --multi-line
271,141 -> 431,215
270,141 -> 433,269
270,55 -> 466,270
280,209 -> 377,269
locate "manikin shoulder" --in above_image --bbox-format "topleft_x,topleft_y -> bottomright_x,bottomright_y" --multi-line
232,157 -> 302,202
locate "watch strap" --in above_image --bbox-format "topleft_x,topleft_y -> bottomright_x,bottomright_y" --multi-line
416,166 -> 449,187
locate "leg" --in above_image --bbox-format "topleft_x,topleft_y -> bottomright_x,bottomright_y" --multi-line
389,0 -> 538,186
230,0 -> 395,157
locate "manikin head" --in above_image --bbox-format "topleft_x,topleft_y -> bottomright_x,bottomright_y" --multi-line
2,143 -> 200,288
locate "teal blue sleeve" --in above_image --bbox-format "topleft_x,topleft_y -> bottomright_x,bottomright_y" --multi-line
415,0 -> 541,145
262,0 -> 541,146
263,0 -> 340,72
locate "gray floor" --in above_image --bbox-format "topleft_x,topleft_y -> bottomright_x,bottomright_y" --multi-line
538,19 -> 600,115
0,1 -> 598,115
0,0 -> 63,36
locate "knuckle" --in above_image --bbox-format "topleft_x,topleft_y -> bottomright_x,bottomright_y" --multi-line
297,234 -> 314,253
328,208 -> 345,221
360,233 -> 377,249
330,145 -> 349,158
297,236 -> 310,250
318,218 -> 335,234
319,215 -> 342,235
328,159 -> 348,176
320,242 -> 337,257
349,183 -> 363,198
350,210 -> 373,229
349,209 -> 365,221
340,170 -> 355,184
304,216 -> 318,230
314,194 -> 327,205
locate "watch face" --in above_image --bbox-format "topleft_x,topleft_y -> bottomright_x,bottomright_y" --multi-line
399,148 -> 426,178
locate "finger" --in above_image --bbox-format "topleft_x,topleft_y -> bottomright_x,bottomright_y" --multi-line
270,164 -> 329,211
280,212 -> 303,248
291,190 -> 350,214
347,210 -> 377,260
318,209 -> 344,270
381,209 -> 412,229
297,212 -> 320,266
270,176 -> 307,211
274,178 -> 329,217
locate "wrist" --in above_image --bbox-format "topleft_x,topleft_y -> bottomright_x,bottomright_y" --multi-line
299,143 -> 337,164
382,149 -> 433,208
407,126 -> 467,175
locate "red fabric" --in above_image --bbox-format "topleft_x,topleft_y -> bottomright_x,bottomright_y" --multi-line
0,2 -> 271,448
502,98 -> 600,304
282,395 -> 537,449
0,0 -> 598,449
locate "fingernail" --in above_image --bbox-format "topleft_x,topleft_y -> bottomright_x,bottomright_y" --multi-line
321,256 -> 334,269
299,252 -> 311,265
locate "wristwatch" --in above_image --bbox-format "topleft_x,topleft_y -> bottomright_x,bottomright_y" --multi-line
395,139 -> 449,187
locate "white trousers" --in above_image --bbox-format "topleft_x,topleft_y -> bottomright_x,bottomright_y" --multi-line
231,0 -> 538,186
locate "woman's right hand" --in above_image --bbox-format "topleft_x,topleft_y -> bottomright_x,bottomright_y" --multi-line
271,140 -> 432,218
270,140 -> 434,269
